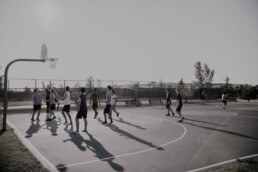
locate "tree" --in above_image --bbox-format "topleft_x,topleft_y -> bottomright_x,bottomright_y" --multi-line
221,76 -> 236,98
194,61 -> 215,88
177,78 -> 185,93
131,82 -> 140,89
158,79 -> 165,88
241,84 -> 252,102
183,83 -> 196,103
85,76 -> 94,89
177,78 -> 195,103
96,79 -> 102,88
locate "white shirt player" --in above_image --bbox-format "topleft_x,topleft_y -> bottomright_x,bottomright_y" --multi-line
63,91 -> 71,105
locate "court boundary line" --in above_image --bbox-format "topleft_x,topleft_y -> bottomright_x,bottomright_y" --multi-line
187,154 -> 258,172
57,118 -> 187,169
7,119 -> 59,172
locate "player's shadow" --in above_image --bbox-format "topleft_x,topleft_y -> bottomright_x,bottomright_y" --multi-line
98,118 -> 164,151
44,118 -> 62,136
56,164 -> 67,172
183,121 -> 258,141
63,125 -> 87,151
25,121 -> 45,138
85,132 -> 124,171
184,118 -> 227,127
113,118 -> 146,130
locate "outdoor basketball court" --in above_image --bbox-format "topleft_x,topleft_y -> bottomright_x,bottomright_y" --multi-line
6,103 -> 258,172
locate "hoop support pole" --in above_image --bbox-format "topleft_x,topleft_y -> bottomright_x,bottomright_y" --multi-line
1,59 -> 44,132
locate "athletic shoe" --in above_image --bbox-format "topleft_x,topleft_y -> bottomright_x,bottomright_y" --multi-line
46,118 -> 52,121
52,116 -> 56,120
102,121 -> 107,124
94,115 -> 97,119
166,114 -> 170,116
178,119 -> 183,123
172,112 -> 175,116
36,119 -> 40,121
109,121 -> 113,125
82,130 -> 88,133
31,118 -> 35,121
117,113 -> 119,117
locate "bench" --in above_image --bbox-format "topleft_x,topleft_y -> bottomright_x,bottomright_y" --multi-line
125,99 -> 141,107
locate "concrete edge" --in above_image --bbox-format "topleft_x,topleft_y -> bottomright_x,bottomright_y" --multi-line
6,119 -> 59,172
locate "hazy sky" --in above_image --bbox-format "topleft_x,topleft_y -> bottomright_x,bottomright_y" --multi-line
0,0 -> 258,86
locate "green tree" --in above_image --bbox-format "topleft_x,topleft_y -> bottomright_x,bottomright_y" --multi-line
177,79 -> 195,103
221,76 -> 236,98
131,82 -> 140,89
241,84 -> 257,102
86,76 -> 94,89
194,61 -> 215,88
158,79 -> 165,88
177,78 -> 185,93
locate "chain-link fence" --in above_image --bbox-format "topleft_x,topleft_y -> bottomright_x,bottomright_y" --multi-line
0,78 -> 228,104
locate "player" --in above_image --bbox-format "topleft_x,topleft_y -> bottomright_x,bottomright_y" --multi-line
90,88 -> 101,119
221,92 -> 227,109
31,88 -> 42,121
175,89 -> 185,122
74,87 -> 88,135
102,85 -> 113,125
111,90 -> 119,117
165,89 -> 175,116
61,86 -> 72,124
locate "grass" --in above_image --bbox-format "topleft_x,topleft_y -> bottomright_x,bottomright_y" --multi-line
0,121 -> 49,172
209,157 -> 258,172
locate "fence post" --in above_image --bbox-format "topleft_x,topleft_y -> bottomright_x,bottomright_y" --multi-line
64,80 -> 66,92
35,79 -> 37,89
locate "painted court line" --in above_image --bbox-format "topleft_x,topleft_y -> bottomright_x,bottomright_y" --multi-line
57,118 -> 187,169
183,111 -> 237,117
187,154 -> 258,172
7,119 -> 59,172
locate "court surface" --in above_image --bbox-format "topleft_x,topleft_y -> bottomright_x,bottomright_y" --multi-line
6,103 -> 258,172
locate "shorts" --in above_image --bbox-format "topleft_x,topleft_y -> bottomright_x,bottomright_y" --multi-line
62,105 -> 70,113
50,104 -> 56,111
176,104 -> 182,112
92,102 -> 98,110
104,105 -> 111,114
76,110 -> 88,119
222,100 -> 227,105
166,102 -> 171,108
33,104 -> 42,111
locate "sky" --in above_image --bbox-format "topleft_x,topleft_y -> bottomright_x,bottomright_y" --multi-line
0,0 -> 258,87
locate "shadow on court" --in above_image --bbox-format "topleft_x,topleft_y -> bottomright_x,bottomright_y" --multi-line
61,125 -> 124,171
183,121 -> 258,141
85,132 -> 124,171
98,118 -> 164,151
113,118 -> 146,130
25,121 -> 45,138
43,118 -> 62,136
184,118 -> 227,127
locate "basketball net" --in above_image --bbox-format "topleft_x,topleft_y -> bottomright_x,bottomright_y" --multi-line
47,58 -> 58,69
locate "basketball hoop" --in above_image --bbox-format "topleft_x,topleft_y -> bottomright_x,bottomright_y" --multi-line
47,58 -> 58,69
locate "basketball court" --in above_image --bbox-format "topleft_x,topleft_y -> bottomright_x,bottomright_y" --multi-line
5,103 -> 258,172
